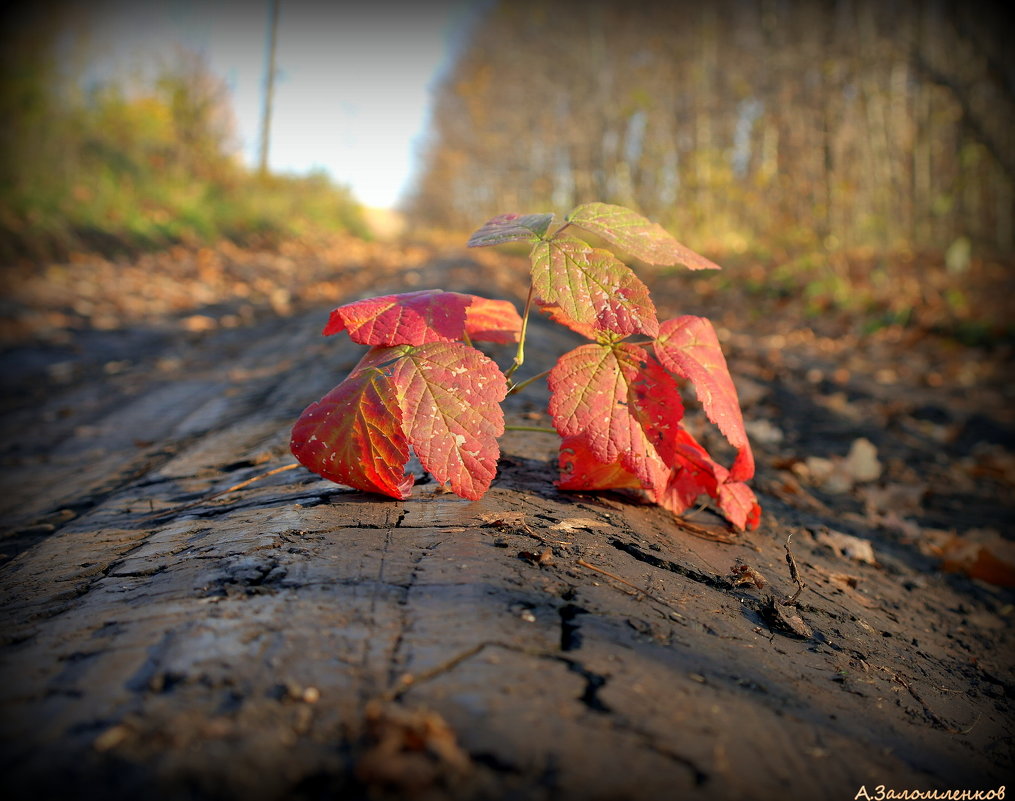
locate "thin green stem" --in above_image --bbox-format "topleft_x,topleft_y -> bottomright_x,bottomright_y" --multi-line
504,425 -> 558,435
462,328 -> 473,348
506,368 -> 551,396
505,281 -> 534,379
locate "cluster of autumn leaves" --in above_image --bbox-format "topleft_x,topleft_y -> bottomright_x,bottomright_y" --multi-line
290,204 -> 760,530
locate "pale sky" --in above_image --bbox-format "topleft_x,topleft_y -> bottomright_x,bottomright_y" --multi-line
75,0 -> 479,208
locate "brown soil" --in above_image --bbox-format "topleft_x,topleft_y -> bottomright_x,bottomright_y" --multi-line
0,244 -> 1012,800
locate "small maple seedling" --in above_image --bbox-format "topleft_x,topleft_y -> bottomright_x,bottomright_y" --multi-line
291,203 -> 761,530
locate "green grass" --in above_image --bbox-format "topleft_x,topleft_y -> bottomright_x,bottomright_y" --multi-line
0,45 -> 369,264
0,166 -> 370,263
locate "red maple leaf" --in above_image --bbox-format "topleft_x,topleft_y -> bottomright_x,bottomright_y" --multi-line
291,342 -> 507,502
548,341 -> 759,530
323,290 -> 520,346
654,315 -> 755,482
294,205 -> 759,531
531,237 -> 658,338
655,426 -> 760,531
548,343 -> 656,467
716,480 -> 762,531
628,356 -> 686,458
463,297 -> 522,343
290,347 -> 413,499
392,342 -> 507,500
557,435 -> 642,491
662,427 -> 721,509
548,343 -> 677,498
535,300 -> 598,340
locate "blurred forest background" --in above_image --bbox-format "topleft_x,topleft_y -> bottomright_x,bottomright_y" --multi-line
1,0 -> 1012,335
411,0 -> 1013,258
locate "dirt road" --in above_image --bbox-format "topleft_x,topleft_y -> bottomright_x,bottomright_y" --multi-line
0,247 -> 1011,800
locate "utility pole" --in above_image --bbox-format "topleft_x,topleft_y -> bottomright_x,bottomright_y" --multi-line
258,0 -> 280,176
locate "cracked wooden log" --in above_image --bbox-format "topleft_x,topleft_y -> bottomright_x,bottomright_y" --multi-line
0,305 -> 1011,801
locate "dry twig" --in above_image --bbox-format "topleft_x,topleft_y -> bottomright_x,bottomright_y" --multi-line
783,531 -> 806,606
141,462 -> 300,521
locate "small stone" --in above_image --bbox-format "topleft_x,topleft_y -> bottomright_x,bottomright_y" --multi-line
845,437 -> 881,483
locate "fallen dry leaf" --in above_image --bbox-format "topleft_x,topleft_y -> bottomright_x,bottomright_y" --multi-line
518,549 -> 553,566
874,511 -> 922,541
477,512 -> 527,528
812,566 -> 880,608
762,471 -> 833,514
761,596 -> 813,639
181,314 -> 217,333
937,528 -> 1015,588
801,456 -> 853,493
729,558 -> 767,589
550,518 -> 610,533
963,443 -> 1015,487
814,529 -> 878,565
911,527 -> 959,558
356,701 -> 470,793
861,482 -> 926,518
797,438 -> 882,494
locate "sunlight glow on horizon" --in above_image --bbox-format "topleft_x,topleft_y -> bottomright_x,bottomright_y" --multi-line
78,0 -> 474,209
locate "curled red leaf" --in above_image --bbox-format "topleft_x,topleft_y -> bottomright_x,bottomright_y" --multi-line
549,341 -> 759,530
324,290 -> 521,347
655,427 -> 760,530
548,343 -> 678,500
464,297 -> 522,343
290,347 -> 413,499
324,289 -> 469,345
716,480 -> 762,531
655,315 -> 755,482
292,342 -> 506,502
557,435 -> 642,491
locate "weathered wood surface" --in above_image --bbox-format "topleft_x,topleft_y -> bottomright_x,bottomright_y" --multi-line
0,279 -> 1012,801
